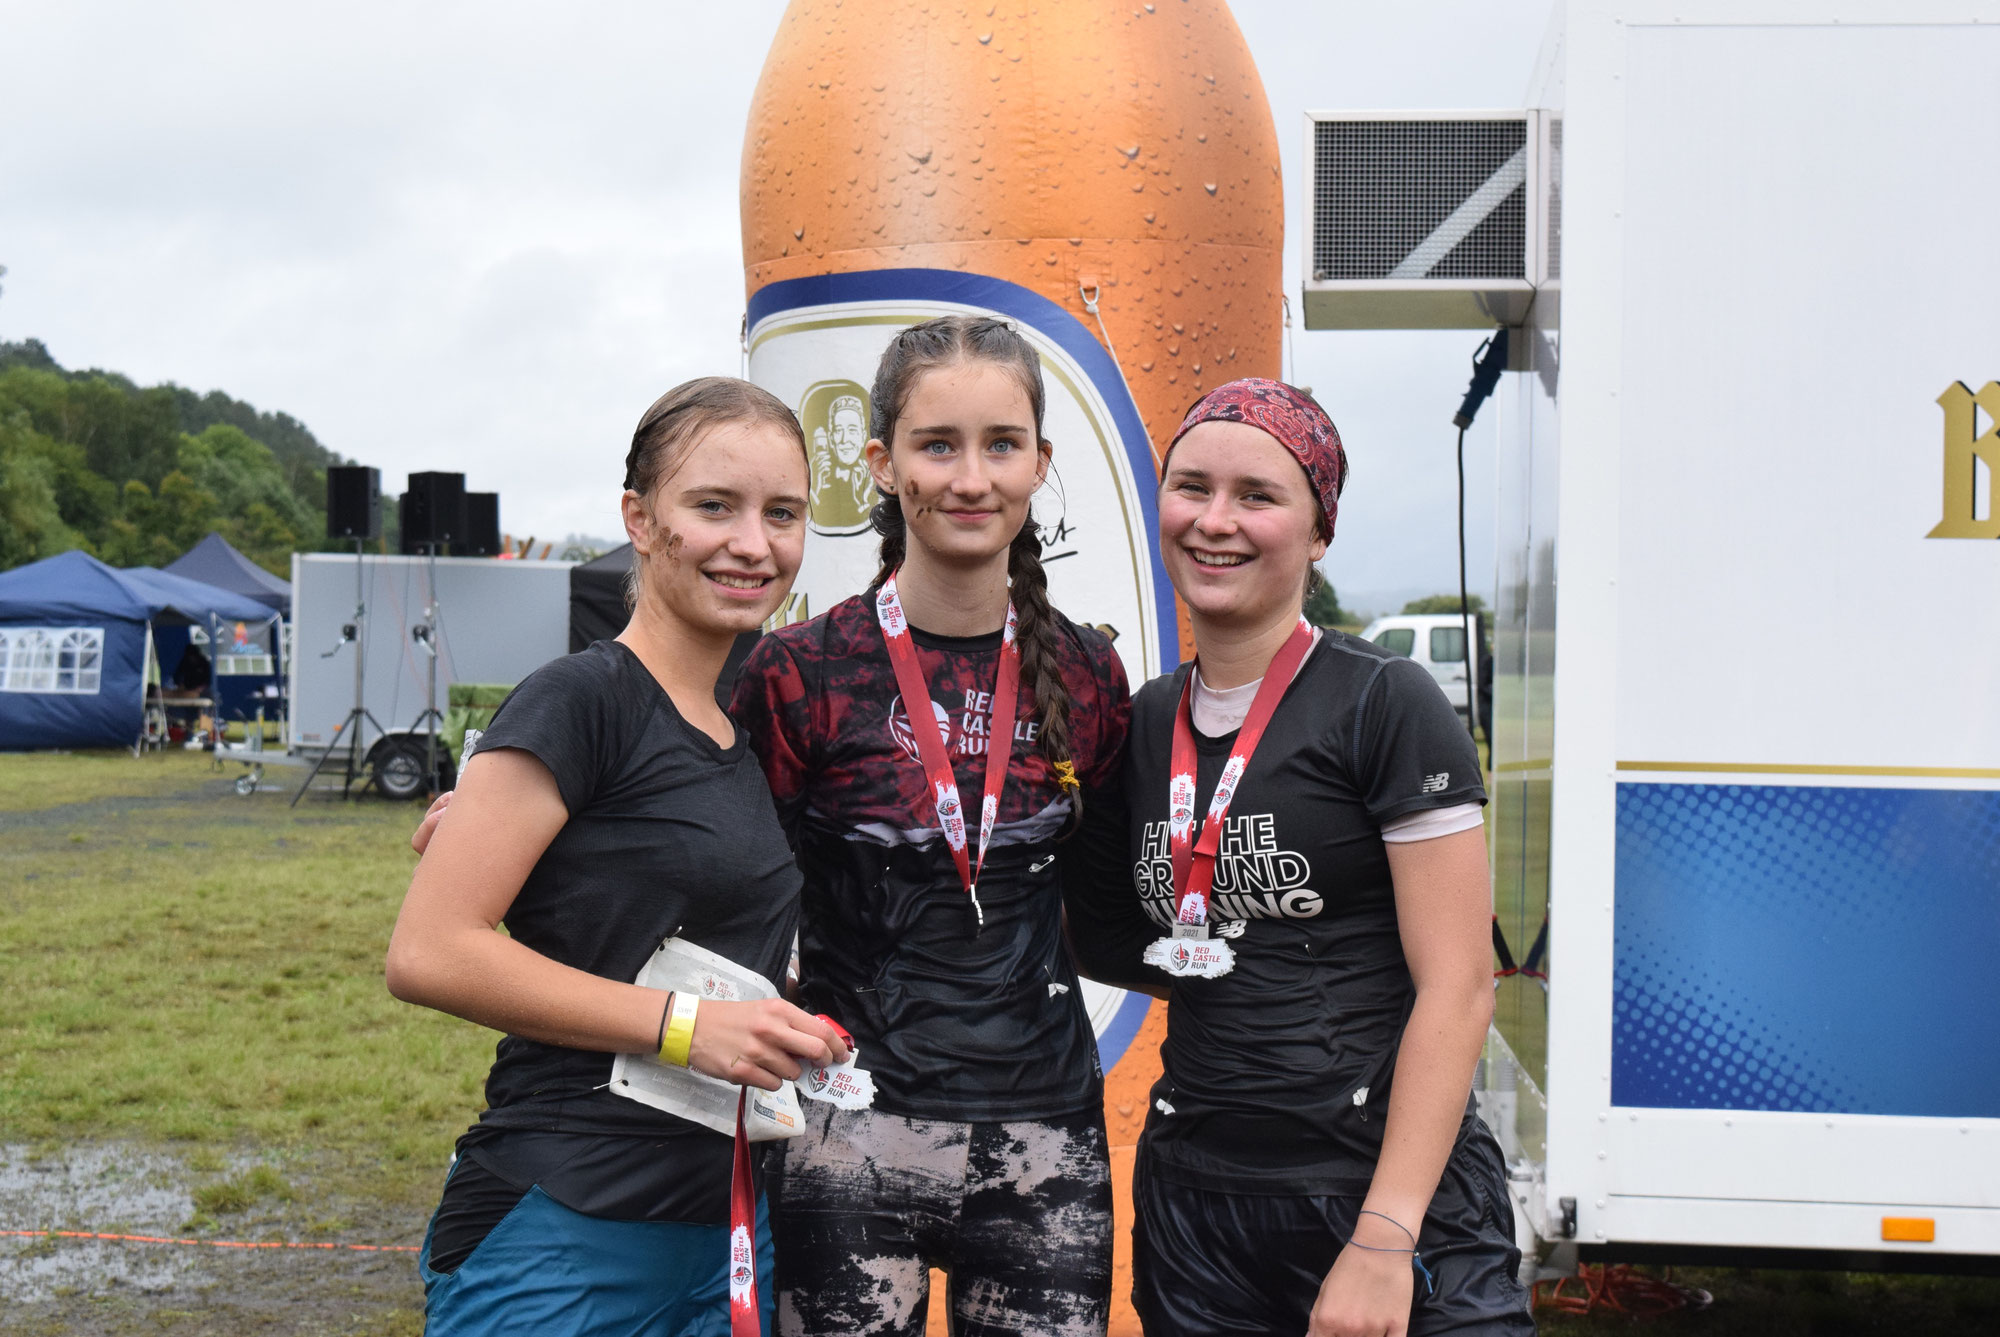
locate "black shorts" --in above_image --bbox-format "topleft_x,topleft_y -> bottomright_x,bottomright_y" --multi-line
1131,1121 -> 1535,1336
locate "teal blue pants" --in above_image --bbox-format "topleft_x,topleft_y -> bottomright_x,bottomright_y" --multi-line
420,1182 -> 775,1337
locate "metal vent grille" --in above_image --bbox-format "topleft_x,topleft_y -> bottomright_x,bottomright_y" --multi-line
1312,119 -> 1528,281
1544,116 -> 1563,282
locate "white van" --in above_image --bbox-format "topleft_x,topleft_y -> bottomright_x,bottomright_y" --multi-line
1357,613 -> 1479,722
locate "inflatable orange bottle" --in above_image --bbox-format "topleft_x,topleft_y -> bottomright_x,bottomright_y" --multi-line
741,5 -> 1282,1331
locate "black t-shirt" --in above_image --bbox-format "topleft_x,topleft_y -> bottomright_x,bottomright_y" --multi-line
454,639 -> 802,1224
731,592 -> 1129,1122
1073,632 -> 1485,1194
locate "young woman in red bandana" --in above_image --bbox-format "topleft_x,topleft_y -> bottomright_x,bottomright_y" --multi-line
1071,380 -> 1537,1337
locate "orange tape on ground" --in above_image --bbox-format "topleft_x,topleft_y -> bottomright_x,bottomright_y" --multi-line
2,1228 -> 418,1253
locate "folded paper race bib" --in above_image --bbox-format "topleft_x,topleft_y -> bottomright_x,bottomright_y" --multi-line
609,937 -> 804,1143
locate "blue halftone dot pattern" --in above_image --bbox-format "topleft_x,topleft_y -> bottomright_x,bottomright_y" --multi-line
1613,783 -> 2000,1116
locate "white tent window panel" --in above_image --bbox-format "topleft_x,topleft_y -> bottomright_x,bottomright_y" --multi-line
216,654 -> 275,676
0,626 -> 106,694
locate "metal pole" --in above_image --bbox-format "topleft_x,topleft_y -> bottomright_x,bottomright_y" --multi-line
424,543 -> 439,797
348,538 -> 367,793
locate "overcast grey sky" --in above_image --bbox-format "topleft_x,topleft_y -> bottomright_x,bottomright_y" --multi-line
0,0 -> 1553,617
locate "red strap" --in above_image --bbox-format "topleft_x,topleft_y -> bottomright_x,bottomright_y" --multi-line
728,1090 -> 757,1336
1168,619 -> 1315,926
875,569 -> 1022,924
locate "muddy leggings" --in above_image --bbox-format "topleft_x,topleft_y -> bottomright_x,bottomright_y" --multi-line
767,1103 -> 1113,1337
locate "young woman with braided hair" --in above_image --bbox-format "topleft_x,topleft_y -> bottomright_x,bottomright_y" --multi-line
728,315 -> 1131,1337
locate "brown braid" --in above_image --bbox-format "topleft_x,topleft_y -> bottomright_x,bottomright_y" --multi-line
866,316 -> 1078,804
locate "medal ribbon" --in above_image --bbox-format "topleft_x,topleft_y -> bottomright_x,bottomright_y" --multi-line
1167,617 -> 1315,927
875,568 -> 1021,927
727,1090 -> 757,1336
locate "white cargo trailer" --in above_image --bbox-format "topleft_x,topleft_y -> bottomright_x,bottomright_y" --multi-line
288,552 -> 573,792
1307,0 -> 2000,1270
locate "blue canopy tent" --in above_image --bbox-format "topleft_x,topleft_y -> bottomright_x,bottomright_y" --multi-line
159,534 -> 290,724
0,550 -> 274,750
162,532 -> 290,617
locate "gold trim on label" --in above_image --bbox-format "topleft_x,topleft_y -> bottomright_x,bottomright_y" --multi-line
1617,760 -> 2000,780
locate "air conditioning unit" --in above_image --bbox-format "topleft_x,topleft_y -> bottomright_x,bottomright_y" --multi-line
1303,109 -> 1555,330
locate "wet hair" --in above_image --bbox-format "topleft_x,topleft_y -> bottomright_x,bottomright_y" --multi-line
866,316 -> 1076,790
621,376 -> 807,611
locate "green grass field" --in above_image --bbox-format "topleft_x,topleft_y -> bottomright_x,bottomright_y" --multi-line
0,751 -> 476,1334
0,752 -> 487,1169
1,749 -> 1996,1335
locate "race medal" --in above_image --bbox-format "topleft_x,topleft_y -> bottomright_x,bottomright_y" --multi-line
875,569 -> 1023,929
1147,618 -> 1315,981
1143,919 -> 1237,978
798,1057 -> 877,1109
798,1013 -> 875,1109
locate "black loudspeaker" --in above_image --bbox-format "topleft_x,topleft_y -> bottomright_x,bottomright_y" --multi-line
326,466 -> 382,540
403,471 -> 466,550
458,493 -> 501,557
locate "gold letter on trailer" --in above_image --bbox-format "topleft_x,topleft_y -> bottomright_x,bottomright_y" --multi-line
1928,381 -> 2000,539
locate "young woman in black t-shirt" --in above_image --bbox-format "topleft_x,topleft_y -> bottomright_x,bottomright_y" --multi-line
387,377 -> 851,1336
1070,380 -> 1536,1337
728,316 -> 1130,1337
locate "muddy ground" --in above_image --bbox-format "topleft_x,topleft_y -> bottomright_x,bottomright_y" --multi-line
0,1142 -> 428,1336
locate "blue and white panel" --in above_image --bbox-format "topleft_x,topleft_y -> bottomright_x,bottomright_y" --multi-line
1614,781 -> 2000,1118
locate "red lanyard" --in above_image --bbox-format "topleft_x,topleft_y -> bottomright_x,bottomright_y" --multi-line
875,568 -> 1021,927
1168,618 -> 1314,927
727,1091 -> 757,1337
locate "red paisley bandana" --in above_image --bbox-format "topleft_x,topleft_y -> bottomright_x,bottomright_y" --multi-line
1166,379 -> 1347,537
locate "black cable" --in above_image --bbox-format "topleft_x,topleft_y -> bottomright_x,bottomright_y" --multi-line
1457,422 -> 1477,741
1453,329 -> 1510,769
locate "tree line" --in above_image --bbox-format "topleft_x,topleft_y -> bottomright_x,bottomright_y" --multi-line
0,338 -> 354,577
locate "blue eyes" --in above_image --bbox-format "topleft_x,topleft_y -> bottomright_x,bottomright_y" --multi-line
920,438 -> 1020,455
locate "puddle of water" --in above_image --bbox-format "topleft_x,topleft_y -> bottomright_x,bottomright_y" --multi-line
0,1144 -> 200,1302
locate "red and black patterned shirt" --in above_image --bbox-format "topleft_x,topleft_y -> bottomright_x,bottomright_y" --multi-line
730,590 -> 1130,1121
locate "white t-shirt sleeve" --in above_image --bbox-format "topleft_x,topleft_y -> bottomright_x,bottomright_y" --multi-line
1379,801 -> 1485,844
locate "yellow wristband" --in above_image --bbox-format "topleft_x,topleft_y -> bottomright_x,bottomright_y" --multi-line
658,990 -> 699,1068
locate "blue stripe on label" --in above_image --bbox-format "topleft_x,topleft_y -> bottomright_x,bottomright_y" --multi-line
748,267 -> 1178,674
1612,782 -> 2000,1117
1095,990 -> 1154,1075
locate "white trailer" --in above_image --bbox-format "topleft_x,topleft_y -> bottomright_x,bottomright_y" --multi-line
288,552 -> 573,794
1307,0 -> 2000,1270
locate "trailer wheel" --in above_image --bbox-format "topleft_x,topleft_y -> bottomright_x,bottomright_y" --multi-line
372,739 -> 438,801
234,764 -> 264,797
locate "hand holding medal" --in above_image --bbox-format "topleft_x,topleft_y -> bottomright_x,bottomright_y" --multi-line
796,1013 -> 876,1109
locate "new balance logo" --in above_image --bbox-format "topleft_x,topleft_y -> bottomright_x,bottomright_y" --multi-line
1421,772 -> 1450,794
